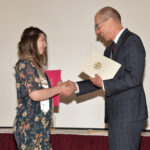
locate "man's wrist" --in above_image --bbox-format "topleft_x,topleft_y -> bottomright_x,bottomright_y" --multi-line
75,83 -> 79,93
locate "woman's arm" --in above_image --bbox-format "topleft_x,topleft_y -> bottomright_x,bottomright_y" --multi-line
29,82 -> 74,101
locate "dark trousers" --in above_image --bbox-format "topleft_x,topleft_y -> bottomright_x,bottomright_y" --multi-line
108,120 -> 146,150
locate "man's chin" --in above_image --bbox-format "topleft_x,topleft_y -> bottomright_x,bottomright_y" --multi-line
102,36 -> 109,41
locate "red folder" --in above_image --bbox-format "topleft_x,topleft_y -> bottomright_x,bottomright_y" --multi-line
45,70 -> 61,106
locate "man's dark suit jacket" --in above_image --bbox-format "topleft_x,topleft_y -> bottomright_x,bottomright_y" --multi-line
77,29 -> 148,124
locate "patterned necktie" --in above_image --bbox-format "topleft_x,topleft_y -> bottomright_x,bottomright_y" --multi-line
111,42 -> 116,58
112,41 -> 116,54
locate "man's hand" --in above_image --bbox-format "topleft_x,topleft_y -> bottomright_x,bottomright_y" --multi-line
89,74 -> 103,88
59,80 -> 77,96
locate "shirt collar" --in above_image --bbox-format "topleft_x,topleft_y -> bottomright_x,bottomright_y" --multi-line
114,28 -> 126,44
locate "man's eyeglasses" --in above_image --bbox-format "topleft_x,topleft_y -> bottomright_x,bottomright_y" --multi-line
95,18 -> 108,30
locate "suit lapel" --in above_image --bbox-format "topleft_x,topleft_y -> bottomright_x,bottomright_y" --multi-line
112,29 -> 131,60
105,47 -> 112,58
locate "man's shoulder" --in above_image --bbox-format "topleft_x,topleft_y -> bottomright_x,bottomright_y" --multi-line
117,29 -> 143,48
123,29 -> 141,41
125,31 -> 143,45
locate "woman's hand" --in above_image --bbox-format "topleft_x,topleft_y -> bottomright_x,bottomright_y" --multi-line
59,81 -> 77,96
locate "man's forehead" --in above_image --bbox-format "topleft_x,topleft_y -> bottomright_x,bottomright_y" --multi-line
95,15 -> 102,22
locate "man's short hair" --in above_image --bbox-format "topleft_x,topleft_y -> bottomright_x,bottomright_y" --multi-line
97,7 -> 121,22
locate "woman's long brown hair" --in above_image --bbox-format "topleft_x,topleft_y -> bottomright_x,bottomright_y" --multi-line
16,26 -> 48,75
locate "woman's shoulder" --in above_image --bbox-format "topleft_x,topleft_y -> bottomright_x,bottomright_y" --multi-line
17,59 -> 31,65
16,59 -> 36,71
17,59 -> 36,66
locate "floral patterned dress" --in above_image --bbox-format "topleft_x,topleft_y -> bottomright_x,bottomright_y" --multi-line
13,59 -> 52,150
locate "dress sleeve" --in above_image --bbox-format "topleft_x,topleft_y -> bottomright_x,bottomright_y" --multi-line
17,60 -> 43,95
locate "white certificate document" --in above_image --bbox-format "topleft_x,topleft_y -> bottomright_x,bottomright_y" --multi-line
80,52 -> 121,80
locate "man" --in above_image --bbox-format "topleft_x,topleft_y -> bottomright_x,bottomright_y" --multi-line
64,6 -> 148,150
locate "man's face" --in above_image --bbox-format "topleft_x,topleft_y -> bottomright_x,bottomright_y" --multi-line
95,15 -> 112,41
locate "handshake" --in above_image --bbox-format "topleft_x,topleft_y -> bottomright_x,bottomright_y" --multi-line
58,80 -> 78,96
57,74 -> 103,97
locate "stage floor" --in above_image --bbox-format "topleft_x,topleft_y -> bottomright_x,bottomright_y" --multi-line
0,128 -> 150,136
0,128 -> 150,150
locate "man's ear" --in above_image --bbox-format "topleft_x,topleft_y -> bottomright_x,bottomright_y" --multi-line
108,17 -> 113,24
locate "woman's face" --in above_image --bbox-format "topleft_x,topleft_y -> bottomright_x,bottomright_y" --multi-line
37,33 -> 47,55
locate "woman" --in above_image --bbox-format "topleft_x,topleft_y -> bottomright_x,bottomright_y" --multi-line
13,26 -> 72,150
